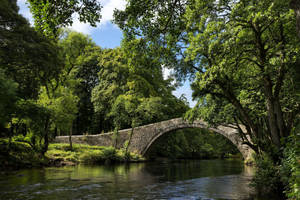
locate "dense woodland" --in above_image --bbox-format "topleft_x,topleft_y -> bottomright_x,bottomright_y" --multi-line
0,0 -> 299,199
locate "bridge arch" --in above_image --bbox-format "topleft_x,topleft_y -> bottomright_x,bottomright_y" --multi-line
127,118 -> 254,162
54,118 -> 254,163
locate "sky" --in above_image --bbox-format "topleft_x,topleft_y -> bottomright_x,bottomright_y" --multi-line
17,0 -> 196,107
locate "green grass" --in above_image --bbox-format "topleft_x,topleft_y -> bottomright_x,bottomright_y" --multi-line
47,143 -> 145,164
0,138 -> 145,169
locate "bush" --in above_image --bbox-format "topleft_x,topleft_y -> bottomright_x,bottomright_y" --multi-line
252,134 -> 300,200
251,154 -> 283,194
0,138 -> 48,169
79,150 -> 105,164
281,135 -> 300,200
102,146 -> 116,160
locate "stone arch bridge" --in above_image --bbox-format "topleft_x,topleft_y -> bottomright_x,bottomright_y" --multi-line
54,118 -> 254,162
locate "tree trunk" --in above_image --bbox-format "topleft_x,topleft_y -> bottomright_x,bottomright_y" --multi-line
264,78 -> 281,148
41,117 -> 50,155
8,122 -> 13,149
54,126 -> 57,137
69,123 -> 73,150
125,127 -> 134,154
274,98 -> 287,138
113,127 -> 119,148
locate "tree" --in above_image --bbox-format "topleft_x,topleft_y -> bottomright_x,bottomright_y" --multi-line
0,0 -> 62,100
91,48 -> 129,131
36,31 -> 98,148
114,0 -> 300,159
28,0 -> 102,37
74,44 -> 101,134
92,40 -> 188,133
57,31 -> 101,135
38,86 -> 79,150
0,69 -> 18,136
0,0 -> 62,151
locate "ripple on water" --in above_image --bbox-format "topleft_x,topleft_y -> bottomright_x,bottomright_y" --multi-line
0,160 -> 280,200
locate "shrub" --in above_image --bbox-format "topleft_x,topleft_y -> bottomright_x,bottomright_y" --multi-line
78,150 -> 103,164
251,154 -> 283,194
102,146 -> 116,160
281,135 -> 300,200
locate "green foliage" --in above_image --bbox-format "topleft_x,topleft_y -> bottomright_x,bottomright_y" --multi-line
115,0 -> 300,162
11,100 -> 51,153
28,0 -> 102,37
92,44 -> 188,132
0,138 -> 48,169
71,37 -> 101,134
0,0 -> 62,100
0,0 -> 62,153
38,86 -> 79,133
251,154 -> 283,193
281,133 -> 300,199
0,69 -> 18,129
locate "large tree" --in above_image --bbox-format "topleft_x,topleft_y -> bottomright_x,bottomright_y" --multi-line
58,30 -> 101,135
0,0 -> 62,100
114,0 -> 300,158
0,0 -> 62,148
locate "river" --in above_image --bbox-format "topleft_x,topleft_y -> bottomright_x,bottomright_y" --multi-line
0,159 -> 282,200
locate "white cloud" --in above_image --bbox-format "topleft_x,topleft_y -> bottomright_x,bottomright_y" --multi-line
70,0 -> 126,34
99,0 -> 126,26
70,14 -> 94,35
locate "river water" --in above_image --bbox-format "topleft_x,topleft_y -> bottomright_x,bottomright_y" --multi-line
0,159 -> 282,200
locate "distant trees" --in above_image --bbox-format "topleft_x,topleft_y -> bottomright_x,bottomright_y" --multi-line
92,39 -> 189,132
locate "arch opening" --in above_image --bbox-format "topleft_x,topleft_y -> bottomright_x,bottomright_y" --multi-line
144,127 -> 243,160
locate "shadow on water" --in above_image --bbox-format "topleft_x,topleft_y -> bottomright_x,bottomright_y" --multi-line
0,159 -> 283,200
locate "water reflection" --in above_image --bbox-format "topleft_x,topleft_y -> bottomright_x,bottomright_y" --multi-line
0,159 -> 281,200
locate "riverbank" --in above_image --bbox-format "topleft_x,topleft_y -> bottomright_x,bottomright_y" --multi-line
0,139 -> 145,170
47,143 -> 145,166
0,139 -> 48,170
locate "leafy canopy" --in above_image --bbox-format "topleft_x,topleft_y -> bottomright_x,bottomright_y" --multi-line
28,0 -> 102,37
114,0 -> 300,155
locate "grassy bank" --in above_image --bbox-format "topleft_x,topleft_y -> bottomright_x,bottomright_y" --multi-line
0,139 -> 145,170
47,143 -> 145,165
0,139 -> 48,170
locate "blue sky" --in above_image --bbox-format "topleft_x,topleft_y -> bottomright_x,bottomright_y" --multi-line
17,0 -> 196,107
